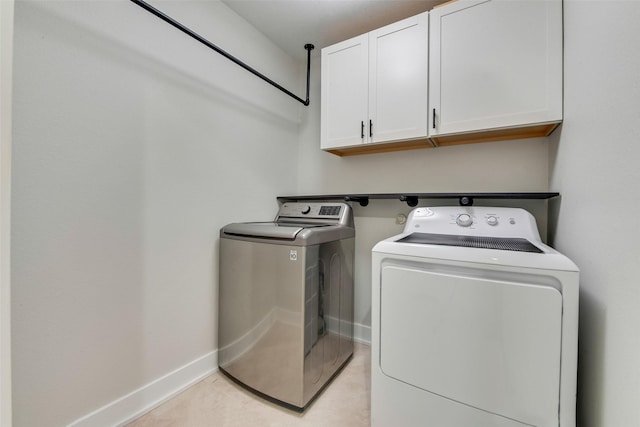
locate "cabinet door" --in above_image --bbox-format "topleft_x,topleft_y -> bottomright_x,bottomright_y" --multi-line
321,34 -> 369,149
429,0 -> 563,136
369,12 -> 428,144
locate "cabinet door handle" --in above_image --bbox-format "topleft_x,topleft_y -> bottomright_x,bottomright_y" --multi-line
432,109 -> 436,129
361,121 -> 364,139
369,120 -> 373,138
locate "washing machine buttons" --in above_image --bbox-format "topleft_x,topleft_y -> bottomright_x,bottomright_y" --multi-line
456,214 -> 473,227
487,216 -> 498,226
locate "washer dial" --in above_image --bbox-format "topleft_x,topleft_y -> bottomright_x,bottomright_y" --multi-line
456,213 -> 473,227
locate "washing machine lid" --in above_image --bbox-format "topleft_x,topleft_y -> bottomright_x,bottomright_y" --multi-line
222,221 -> 329,240
397,232 -> 543,253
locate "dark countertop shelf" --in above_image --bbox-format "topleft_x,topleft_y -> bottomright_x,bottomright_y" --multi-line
277,192 -> 560,207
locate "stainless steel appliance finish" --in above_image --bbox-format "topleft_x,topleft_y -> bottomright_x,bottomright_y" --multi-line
218,202 -> 355,410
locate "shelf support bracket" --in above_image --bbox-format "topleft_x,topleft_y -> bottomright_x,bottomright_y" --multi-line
459,196 -> 474,206
399,195 -> 419,207
344,196 -> 369,207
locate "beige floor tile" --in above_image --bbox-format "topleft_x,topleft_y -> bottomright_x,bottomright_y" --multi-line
126,343 -> 370,427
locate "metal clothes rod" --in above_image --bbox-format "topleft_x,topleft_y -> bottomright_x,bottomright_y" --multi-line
130,0 -> 315,106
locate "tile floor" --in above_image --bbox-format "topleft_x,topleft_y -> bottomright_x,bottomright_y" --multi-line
126,343 -> 371,427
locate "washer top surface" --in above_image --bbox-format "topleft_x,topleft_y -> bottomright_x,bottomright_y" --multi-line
221,222 -> 328,240
374,206 -> 578,272
221,202 -> 354,244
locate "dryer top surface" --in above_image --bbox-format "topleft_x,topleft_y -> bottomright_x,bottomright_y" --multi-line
373,206 -> 578,272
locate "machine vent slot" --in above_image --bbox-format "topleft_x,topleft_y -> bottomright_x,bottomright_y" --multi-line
397,233 -> 543,253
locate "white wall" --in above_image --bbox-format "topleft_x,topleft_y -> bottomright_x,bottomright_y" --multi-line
1,1 -> 14,425
11,1 -> 299,425
297,56 -> 551,341
13,1 -> 640,426
550,1 -> 640,426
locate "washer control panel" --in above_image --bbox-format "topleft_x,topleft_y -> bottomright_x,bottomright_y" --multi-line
406,206 -> 541,240
279,203 -> 343,218
276,202 -> 353,227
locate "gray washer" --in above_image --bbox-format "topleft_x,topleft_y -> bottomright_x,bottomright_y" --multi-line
218,202 -> 355,411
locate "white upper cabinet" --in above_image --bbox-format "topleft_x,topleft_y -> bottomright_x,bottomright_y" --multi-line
321,34 -> 369,150
429,0 -> 563,144
321,13 -> 429,155
368,14 -> 429,144
321,0 -> 563,155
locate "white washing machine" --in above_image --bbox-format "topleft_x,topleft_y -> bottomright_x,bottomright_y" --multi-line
371,206 -> 579,427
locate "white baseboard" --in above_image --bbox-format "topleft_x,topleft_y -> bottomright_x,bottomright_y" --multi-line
67,351 -> 218,427
67,321 -> 370,427
354,322 -> 371,346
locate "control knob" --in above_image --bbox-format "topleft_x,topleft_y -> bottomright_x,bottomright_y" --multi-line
456,213 -> 473,227
487,216 -> 498,226
301,205 -> 311,214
